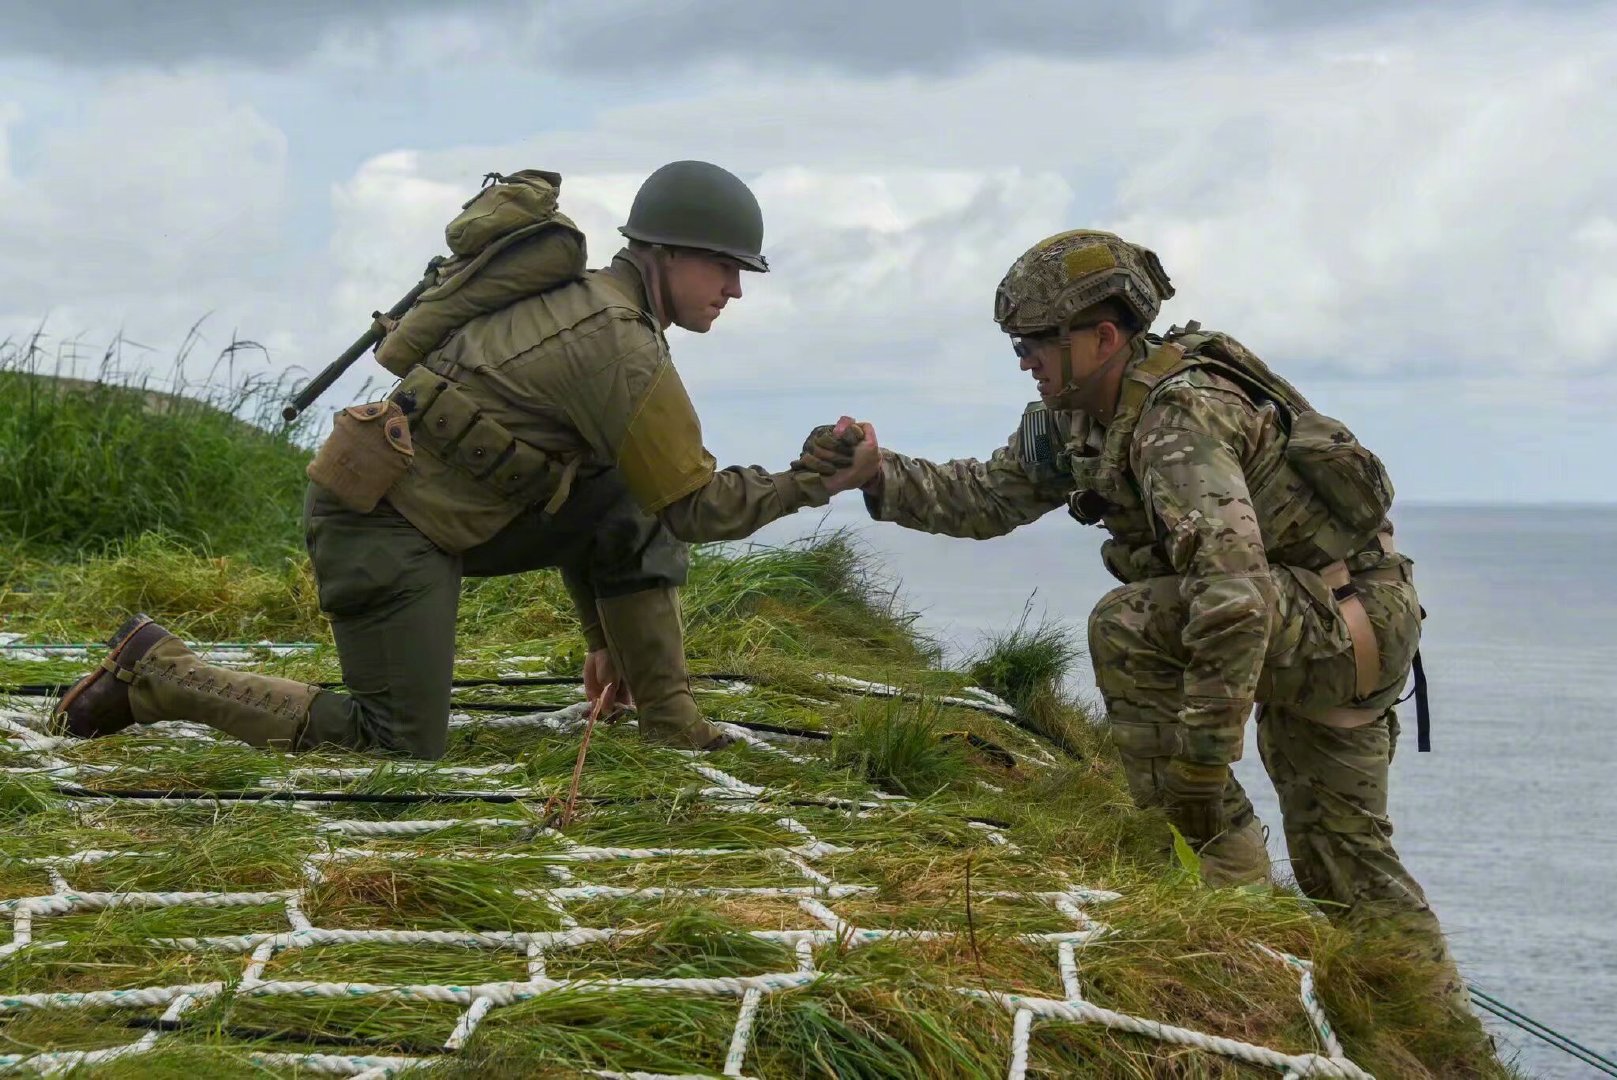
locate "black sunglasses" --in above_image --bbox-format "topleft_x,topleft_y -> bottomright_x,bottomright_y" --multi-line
1011,322 -> 1100,359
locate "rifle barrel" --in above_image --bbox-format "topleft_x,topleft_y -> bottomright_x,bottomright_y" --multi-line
281,257 -> 445,423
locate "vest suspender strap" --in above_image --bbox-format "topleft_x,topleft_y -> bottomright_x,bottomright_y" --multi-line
1114,342 -> 1187,422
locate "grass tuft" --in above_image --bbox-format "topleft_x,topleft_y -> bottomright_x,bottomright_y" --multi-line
966,600 -> 1094,756
0,773 -> 57,821
829,697 -> 977,798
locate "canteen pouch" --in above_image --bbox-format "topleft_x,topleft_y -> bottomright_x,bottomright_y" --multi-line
306,400 -> 415,514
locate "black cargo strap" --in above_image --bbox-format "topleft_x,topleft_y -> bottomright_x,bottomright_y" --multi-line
1390,647 -> 1432,752
1411,650 -> 1431,752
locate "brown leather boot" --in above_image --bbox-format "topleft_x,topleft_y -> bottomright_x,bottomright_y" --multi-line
596,587 -> 738,752
52,614 -> 172,738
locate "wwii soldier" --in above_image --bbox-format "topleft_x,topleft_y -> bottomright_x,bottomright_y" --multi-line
54,160 -> 871,758
803,229 -> 1468,1009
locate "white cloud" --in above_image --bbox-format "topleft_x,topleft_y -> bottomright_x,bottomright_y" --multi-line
3,4 -> 1614,499
1104,26 -> 1617,379
382,7 -> 1617,383
1551,216 -> 1617,364
0,73 -> 295,383
326,150 -> 467,322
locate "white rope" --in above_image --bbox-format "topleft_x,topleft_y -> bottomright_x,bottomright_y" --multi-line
1,889 -> 296,916
245,1051 -> 427,1075
162,926 -> 627,953
445,994 -> 495,1050
594,1073 -> 744,1080
815,673 -> 1021,719
0,692 -> 1375,1080
0,1044 -> 163,1073
533,884 -> 871,902
1253,943 -> 1346,1059
447,701 -> 593,730
285,894 -> 314,932
241,939 -> 277,986
1,982 -> 224,1011
317,817 -> 531,837
240,971 -> 820,1003
0,911 -> 32,959
1009,1007 -> 1034,1080
527,940 -> 547,980
1058,941 -> 1081,1001
961,988 -> 1376,1080
724,988 -> 763,1076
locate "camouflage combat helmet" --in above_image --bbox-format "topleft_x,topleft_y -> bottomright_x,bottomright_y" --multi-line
619,160 -> 769,272
993,230 -> 1174,336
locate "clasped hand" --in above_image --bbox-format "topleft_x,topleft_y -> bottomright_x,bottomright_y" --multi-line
793,416 -> 881,495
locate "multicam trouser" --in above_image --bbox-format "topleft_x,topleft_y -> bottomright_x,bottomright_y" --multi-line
1088,561 -> 1466,1003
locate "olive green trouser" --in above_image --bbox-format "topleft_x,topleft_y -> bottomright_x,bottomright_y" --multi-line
297,470 -> 688,760
1088,565 -> 1467,1006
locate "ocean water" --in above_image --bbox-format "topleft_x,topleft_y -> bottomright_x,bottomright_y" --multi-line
746,502 -> 1617,1078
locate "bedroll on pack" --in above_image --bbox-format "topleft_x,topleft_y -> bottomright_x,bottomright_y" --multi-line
373,170 -> 588,377
1162,324 -> 1396,547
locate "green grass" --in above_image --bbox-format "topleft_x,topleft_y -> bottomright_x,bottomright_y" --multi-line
0,329 -> 325,564
829,697 -> 978,798
0,367 -> 1514,1079
966,601 -> 1093,757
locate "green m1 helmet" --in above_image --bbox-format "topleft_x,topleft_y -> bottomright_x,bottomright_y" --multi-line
618,160 -> 769,272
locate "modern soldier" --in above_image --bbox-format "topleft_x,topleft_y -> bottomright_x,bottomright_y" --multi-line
801,229 -> 1468,1011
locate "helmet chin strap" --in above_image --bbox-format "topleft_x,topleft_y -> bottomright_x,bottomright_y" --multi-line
1053,332 -> 1132,417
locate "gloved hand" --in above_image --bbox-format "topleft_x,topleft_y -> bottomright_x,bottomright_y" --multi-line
793,421 -> 863,476
1161,758 -> 1230,841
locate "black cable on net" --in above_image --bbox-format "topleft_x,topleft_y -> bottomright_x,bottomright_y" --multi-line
1469,988 -> 1617,1076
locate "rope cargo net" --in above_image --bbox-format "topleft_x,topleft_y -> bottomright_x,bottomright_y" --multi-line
0,646 -> 1374,1079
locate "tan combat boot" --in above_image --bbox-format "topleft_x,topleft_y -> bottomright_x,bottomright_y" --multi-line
595,587 -> 738,751
53,614 -> 318,749
1199,817 -> 1274,889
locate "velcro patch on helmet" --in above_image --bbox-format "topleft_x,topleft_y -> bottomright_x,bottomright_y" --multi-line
1063,246 -> 1117,281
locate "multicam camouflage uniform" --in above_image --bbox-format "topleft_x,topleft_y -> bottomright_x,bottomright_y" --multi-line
860,230 -> 1466,1006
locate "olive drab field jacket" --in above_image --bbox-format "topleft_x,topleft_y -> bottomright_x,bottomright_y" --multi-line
383,251 -> 830,554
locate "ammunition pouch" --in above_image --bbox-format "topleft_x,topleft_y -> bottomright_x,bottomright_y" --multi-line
306,400 -> 414,514
393,364 -> 580,515
1283,411 -> 1395,540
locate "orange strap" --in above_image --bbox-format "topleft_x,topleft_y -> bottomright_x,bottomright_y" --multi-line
1319,532 -> 1398,703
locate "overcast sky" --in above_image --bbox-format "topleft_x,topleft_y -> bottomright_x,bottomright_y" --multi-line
2,0 -> 1613,504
